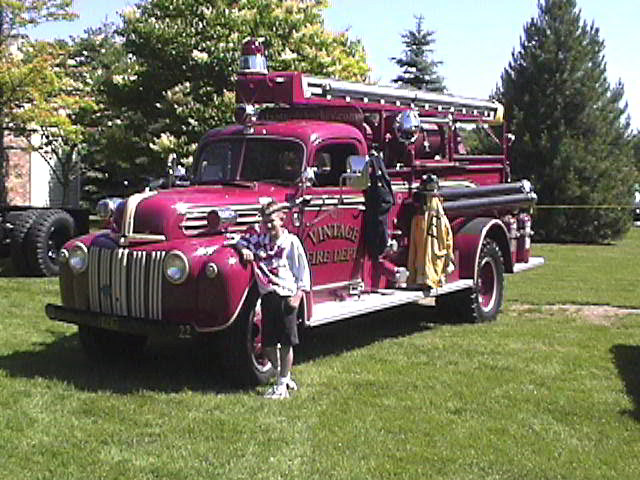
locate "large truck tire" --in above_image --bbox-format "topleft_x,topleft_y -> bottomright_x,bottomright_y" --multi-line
436,238 -> 505,323
1,211 -> 22,258
26,209 -> 76,277
9,209 -> 40,276
216,285 -> 275,387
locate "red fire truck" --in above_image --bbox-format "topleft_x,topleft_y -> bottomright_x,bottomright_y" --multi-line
46,40 -> 543,386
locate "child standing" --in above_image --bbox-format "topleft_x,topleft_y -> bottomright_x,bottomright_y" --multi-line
236,201 -> 311,399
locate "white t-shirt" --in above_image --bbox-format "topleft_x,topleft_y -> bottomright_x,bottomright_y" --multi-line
238,227 -> 311,297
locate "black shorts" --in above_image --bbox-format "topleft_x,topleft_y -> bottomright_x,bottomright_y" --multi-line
261,292 -> 299,347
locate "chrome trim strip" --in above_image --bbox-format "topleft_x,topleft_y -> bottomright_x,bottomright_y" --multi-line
474,219 -> 509,283
512,256 -> 545,274
121,190 -> 158,237
100,248 -> 111,314
87,247 -> 165,321
305,206 -> 365,211
119,233 -> 166,245
88,248 -> 99,311
312,280 -> 360,292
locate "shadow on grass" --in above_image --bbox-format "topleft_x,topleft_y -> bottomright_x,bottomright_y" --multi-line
611,344 -> 640,421
0,329 -> 231,394
0,304 -> 440,394
297,304 -> 438,364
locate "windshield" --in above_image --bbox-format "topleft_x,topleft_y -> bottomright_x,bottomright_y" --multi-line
194,138 -> 304,185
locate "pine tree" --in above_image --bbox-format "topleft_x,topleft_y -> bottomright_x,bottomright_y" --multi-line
500,0 -> 635,243
390,15 -> 445,92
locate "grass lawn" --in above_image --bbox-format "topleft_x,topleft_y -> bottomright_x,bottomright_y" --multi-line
507,227 -> 640,308
1,230 -> 639,479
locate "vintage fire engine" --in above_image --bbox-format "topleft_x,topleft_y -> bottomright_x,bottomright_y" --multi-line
46,40 -> 543,385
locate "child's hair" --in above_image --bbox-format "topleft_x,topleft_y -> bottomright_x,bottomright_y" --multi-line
259,200 -> 286,218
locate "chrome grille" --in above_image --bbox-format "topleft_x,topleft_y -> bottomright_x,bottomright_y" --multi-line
180,204 -> 261,235
88,248 -> 166,320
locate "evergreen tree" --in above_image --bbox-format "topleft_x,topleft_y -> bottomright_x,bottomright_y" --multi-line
633,131 -> 640,172
390,15 -> 445,92
500,0 -> 635,243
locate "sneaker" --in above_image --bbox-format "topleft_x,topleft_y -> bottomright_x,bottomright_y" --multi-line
284,377 -> 298,391
264,383 -> 289,399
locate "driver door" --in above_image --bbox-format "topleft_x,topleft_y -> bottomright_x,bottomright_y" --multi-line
299,142 -> 366,301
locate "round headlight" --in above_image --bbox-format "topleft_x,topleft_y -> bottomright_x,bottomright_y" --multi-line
163,250 -> 190,284
96,197 -> 122,220
68,243 -> 88,274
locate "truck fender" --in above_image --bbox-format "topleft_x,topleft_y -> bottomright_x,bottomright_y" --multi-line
454,217 -> 513,280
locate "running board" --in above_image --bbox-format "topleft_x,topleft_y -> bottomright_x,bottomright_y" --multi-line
308,279 -> 474,327
512,256 -> 545,274
309,290 -> 427,326
307,257 -> 544,327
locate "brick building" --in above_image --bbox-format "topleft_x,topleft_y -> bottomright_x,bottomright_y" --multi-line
2,131 -> 80,208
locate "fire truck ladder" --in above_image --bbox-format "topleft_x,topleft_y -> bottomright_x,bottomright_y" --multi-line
301,75 -> 503,123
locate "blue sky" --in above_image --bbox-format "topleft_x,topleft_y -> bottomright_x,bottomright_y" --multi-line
28,0 -> 639,130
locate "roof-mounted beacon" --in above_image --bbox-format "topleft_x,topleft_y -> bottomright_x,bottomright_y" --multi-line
238,38 -> 268,75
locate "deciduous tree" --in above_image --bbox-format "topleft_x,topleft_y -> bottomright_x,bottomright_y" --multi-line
0,0 -> 76,203
102,0 -> 370,180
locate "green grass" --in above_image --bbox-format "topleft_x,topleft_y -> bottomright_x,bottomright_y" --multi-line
1,231 -> 640,479
507,227 -> 640,307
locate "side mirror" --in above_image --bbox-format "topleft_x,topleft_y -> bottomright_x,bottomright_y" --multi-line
300,166 -> 316,186
340,155 -> 370,189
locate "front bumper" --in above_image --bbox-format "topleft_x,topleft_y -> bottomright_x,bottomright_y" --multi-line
45,304 -> 196,339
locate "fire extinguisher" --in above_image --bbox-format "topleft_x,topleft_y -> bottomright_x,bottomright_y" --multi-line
516,213 -> 532,263
504,215 -> 518,265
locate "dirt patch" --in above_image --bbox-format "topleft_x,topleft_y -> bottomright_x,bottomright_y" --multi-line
509,303 -> 640,326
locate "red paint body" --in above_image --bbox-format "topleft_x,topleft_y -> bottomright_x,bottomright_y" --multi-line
52,67 -> 539,335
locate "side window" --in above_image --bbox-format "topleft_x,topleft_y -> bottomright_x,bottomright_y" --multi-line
241,139 -> 304,184
313,143 -> 359,187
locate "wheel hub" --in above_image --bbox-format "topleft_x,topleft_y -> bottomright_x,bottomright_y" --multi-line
477,258 -> 497,310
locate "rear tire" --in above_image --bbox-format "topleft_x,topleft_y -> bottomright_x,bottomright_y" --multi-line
436,238 -> 504,323
9,209 -> 39,276
26,209 -> 75,277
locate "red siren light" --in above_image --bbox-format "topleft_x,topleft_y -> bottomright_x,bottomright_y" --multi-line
239,38 -> 268,74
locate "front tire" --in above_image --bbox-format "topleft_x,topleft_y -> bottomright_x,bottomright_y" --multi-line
217,286 -> 275,387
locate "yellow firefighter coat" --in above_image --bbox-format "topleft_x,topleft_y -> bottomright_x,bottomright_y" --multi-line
407,195 -> 454,288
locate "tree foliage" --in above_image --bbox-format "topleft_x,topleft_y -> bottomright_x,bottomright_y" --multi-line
500,0 -> 636,243
95,0 -> 370,185
63,23 -> 153,204
633,131 -> 640,173
0,0 -> 77,203
390,14 -> 445,92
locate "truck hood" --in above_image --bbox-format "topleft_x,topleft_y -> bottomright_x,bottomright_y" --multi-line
119,184 -> 294,243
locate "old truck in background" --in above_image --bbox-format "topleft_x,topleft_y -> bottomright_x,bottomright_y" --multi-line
46,40 -> 543,386
0,206 -> 89,277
